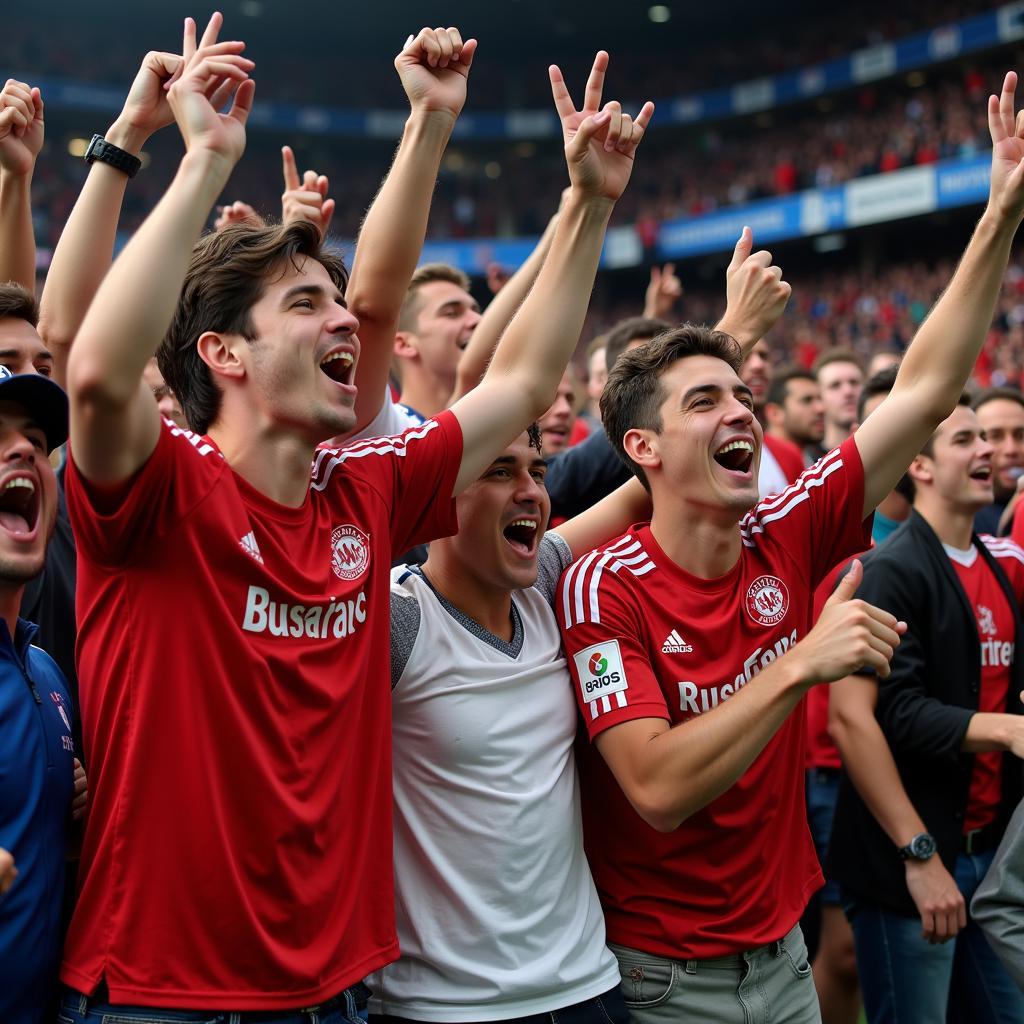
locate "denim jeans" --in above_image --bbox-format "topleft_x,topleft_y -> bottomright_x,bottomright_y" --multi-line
57,983 -> 368,1024
367,984 -> 629,1024
846,849 -> 1024,1024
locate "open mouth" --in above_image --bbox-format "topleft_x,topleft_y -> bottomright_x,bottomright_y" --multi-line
319,349 -> 356,386
502,518 -> 539,558
0,475 -> 39,538
713,440 -> 754,475
970,466 -> 992,482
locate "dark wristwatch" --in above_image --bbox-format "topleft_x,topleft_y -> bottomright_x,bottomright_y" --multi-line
84,134 -> 142,178
898,833 -> 937,861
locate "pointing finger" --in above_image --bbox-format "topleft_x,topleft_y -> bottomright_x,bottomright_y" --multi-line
281,146 -> 300,191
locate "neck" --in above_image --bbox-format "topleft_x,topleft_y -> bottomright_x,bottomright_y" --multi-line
766,424 -> 799,448
823,421 -> 850,451
398,374 -> 453,419
421,550 -> 516,641
914,495 -> 976,550
649,497 -> 743,579
0,583 -> 22,644
208,422 -> 315,507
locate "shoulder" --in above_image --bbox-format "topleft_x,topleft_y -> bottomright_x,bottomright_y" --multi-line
26,643 -> 69,694
558,531 -> 654,628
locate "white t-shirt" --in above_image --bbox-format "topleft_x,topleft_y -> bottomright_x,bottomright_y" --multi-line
368,534 -> 619,1020
758,443 -> 790,499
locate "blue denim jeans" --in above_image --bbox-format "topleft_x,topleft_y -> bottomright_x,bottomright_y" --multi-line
57,983 -> 368,1024
806,768 -> 842,905
845,849 -> 1024,1024
367,984 -> 629,1024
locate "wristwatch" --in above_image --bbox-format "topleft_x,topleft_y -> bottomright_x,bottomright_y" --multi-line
84,134 -> 142,178
898,833 -> 937,861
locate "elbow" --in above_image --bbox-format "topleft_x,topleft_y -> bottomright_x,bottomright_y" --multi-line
36,311 -> 74,359
629,786 -> 688,834
67,350 -> 128,410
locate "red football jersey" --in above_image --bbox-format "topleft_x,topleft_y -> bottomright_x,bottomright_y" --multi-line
558,439 -> 870,959
62,414 -> 462,1010
951,537 -> 1024,833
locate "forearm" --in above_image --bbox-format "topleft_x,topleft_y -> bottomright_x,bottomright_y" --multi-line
0,170 -> 35,290
715,311 -> 764,357
614,656 -> 809,831
897,209 -> 1015,417
452,212 -> 558,401
38,120 -> 148,388
486,192 -> 610,411
963,712 -> 1020,752
68,149 -> 228,406
831,686 -> 926,846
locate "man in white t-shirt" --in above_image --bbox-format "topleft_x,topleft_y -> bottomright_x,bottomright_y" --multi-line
371,425 -> 649,1023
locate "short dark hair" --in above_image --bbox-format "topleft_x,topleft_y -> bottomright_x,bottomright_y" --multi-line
158,222 -> 348,434
604,316 -> 671,376
813,348 -> 863,378
766,367 -> 815,408
398,263 -> 472,333
857,364 -> 900,422
527,422 -> 542,454
972,386 -> 1024,415
0,283 -> 40,328
601,324 -> 742,491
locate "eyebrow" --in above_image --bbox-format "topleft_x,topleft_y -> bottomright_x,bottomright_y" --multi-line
0,348 -> 52,362
680,382 -> 754,405
489,455 -> 548,470
280,284 -> 346,308
437,298 -> 481,314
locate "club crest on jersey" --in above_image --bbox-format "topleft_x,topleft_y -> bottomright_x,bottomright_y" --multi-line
50,691 -> 71,732
331,524 -> 370,581
745,574 -> 790,626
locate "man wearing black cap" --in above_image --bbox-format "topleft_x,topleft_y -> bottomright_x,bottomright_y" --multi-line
0,362 -> 85,1024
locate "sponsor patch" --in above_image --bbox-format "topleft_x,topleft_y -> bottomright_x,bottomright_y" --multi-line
331,524 -> 371,581
745,574 -> 790,627
573,640 -> 628,701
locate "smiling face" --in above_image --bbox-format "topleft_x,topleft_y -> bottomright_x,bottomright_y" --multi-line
626,354 -> 762,518
912,404 -> 994,513
441,433 -> 550,593
233,258 -> 361,443
975,397 -> 1024,502
0,401 -> 57,584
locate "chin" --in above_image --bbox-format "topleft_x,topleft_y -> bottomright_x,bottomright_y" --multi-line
0,550 -> 46,584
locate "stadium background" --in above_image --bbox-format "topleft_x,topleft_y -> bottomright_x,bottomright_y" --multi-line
6,0 -> 1024,395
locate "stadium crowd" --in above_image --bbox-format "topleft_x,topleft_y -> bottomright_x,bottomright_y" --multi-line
2,10 -> 1024,1024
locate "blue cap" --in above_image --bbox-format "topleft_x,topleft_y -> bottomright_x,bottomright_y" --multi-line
0,366 -> 69,453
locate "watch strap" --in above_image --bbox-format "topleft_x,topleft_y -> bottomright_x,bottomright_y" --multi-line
84,134 -> 142,179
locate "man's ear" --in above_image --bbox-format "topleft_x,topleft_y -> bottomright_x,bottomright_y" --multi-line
196,331 -> 246,381
908,453 -> 933,488
623,427 -> 662,475
394,331 -> 418,363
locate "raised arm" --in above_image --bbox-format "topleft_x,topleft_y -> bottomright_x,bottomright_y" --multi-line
451,193 -> 565,402
0,79 -> 44,290
38,17 -> 245,389
449,52 -> 653,494
347,27 -> 476,431
66,34 -> 254,485
830,674 -> 966,942
856,71 -> 1024,517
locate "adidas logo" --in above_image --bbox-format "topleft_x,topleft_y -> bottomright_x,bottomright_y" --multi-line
661,628 -> 693,654
239,531 -> 264,565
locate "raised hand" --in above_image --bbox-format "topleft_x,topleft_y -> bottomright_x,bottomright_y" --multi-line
167,15 -> 255,170
643,262 -> 683,320
280,145 -> 335,236
549,52 -> 654,203
988,71 -> 1024,224
721,227 -> 792,343
214,200 -> 264,232
395,27 -> 477,120
793,560 -> 906,683
0,79 -> 44,177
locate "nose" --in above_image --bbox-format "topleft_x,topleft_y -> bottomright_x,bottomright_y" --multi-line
327,306 -> 360,337
515,471 -> 545,505
4,431 -> 37,464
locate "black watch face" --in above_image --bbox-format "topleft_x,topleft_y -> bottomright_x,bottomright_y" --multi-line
911,834 -> 936,859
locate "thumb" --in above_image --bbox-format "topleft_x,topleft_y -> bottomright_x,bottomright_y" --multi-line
568,109 -> 610,157
826,558 -> 863,607
728,226 -> 753,274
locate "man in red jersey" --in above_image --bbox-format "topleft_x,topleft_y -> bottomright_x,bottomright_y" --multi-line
557,71 -> 1024,1023
57,14 -> 653,1021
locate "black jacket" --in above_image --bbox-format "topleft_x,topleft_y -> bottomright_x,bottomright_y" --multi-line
829,510 -> 1024,915
545,428 -> 630,520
